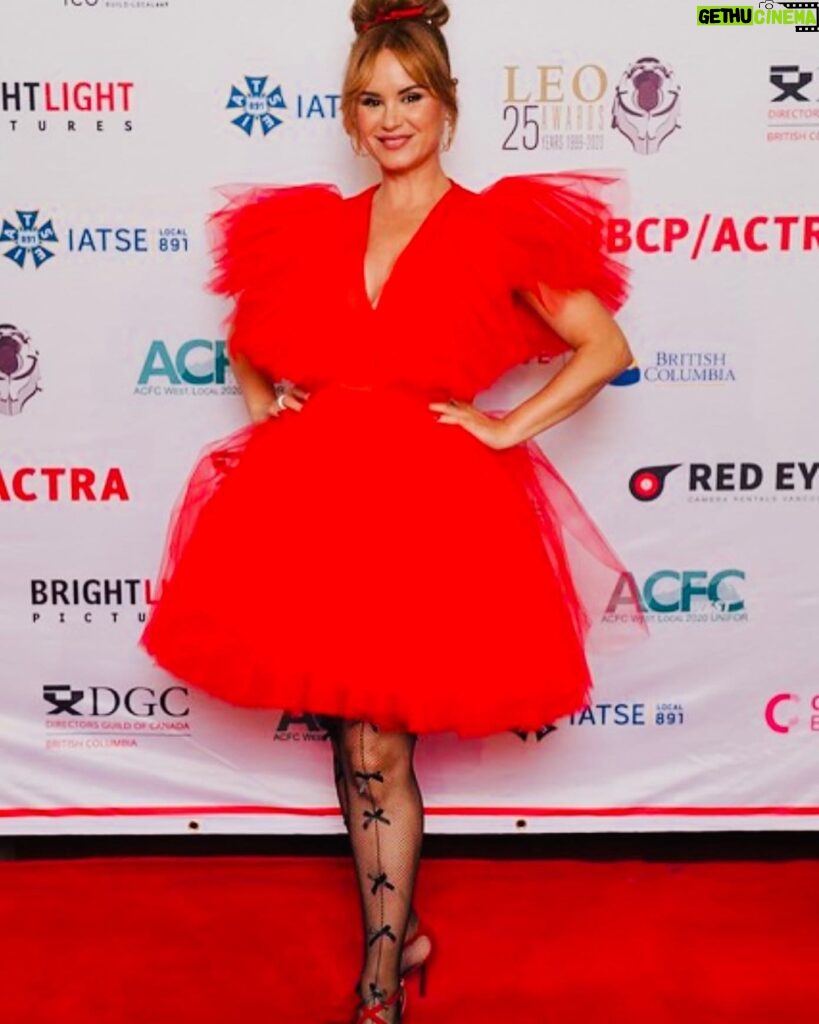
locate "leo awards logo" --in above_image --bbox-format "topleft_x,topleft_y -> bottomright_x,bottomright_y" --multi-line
0,323 -> 41,415
43,682 -> 190,752
764,692 -> 819,734
767,63 -> 819,143
226,74 -> 340,136
1,79 -> 134,134
629,461 -> 819,503
501,55 -> 681,155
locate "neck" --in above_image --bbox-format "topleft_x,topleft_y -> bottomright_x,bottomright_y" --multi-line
374,159 -> 451,211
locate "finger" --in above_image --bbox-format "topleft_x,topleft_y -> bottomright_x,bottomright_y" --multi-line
291,386 -> 310,400
429,401 -> 462,415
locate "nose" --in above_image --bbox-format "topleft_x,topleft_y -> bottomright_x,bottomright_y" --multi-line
380,99 -> 404,131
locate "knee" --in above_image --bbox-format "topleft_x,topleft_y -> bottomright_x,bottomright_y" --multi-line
339,723 -> 414,784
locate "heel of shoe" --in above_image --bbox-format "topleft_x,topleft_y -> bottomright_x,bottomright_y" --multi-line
418,960 -> 428,999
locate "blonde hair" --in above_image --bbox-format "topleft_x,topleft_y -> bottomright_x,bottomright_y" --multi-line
342,2 -> 459,146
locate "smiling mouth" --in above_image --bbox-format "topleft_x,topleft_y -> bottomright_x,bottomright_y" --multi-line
378,135 -> 412,144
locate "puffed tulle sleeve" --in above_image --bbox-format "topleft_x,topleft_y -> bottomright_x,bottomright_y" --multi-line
205,182 -> 344,377
477,171 -> 631,361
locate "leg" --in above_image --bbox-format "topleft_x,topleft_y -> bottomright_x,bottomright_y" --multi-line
332,719 -> 424,1018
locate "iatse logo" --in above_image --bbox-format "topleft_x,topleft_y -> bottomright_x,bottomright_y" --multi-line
226,74 -> 340,137
629,461 -> 819,503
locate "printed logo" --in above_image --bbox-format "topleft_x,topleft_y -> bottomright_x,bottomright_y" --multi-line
0,324 -> 41,415
62,0 -> 172,9
697,4 -> 819,30
764,692 -> 819,734
607,212 -> 819,258
611,351 -> 737,388
225,74 -> 341,135
768,63 -> 819,143
30,576 -> 157,626
272,711 -> 331,743
135,339 -> 238,397
612,57 -> 682,155
569,701 -> 687,726
1,211 -> 58,268
629,464 -> 682,501
0,468 -> 130,502
629,462 -> 819,503
43,682 -> 190,751
1,79 -> 135,134
512,724 -> 557,742
1,207 -> 189,269
227,75 -> 287,136
605,570 -> 748,624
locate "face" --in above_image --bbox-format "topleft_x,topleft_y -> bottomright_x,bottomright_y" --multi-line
354,48 -> 449,172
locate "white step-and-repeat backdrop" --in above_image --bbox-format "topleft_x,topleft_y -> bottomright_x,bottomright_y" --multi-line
2,0 -> 817,835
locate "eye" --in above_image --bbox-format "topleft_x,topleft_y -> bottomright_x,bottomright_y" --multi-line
403,92 -> 424,103
360,96 -> 381,107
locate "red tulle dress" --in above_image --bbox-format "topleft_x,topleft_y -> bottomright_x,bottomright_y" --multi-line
139,172 -> 646,738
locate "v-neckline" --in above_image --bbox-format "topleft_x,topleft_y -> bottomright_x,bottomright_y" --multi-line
360,178 -> 456,313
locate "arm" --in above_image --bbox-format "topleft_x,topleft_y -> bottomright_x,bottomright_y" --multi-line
429,286 -> 633,449
230,349 -> 278,423
230,344 -> 309,423
501,286 -> 634,445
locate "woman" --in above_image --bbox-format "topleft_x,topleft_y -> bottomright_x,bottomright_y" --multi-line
141,2 -> 643,1020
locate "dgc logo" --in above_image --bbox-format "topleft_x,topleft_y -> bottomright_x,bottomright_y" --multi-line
764,693 -> 819,734
0,323 -> 41,415
43,684 -> 189,717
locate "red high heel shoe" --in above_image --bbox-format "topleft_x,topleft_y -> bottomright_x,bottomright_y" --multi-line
352,980 -> 406,1023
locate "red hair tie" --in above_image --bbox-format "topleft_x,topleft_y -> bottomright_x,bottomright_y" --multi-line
360,5 -> 429,34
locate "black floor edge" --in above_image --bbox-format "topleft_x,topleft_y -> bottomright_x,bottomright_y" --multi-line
2,831 -> 818,862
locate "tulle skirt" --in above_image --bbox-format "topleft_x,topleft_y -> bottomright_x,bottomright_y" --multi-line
140,382 -> 645,737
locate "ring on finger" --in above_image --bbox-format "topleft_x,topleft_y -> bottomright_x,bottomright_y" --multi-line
275,391 -> 288,412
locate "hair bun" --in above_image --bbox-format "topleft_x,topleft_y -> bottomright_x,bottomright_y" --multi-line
350,1 -> 451,35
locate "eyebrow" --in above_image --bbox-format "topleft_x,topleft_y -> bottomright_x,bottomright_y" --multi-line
360,84 -> 428,97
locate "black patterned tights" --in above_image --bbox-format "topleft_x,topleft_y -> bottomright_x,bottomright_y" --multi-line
325,718 -> 424,1018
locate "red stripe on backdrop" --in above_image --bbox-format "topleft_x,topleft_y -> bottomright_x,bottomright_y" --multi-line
1,804 -> 819,818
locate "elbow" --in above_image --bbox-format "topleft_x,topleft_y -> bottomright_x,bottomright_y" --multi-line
610,336 -> 634,377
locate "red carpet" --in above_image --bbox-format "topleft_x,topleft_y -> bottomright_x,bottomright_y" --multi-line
2,855 -> 817,1023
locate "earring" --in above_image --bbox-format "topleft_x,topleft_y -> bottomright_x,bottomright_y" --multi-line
441,120 -> 454,153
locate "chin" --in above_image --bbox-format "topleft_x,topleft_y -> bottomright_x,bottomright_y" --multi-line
373,144 -> 437,173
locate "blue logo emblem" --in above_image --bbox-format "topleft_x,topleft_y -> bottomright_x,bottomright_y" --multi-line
227,76 -> 287,136
1,211 -> 58,269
